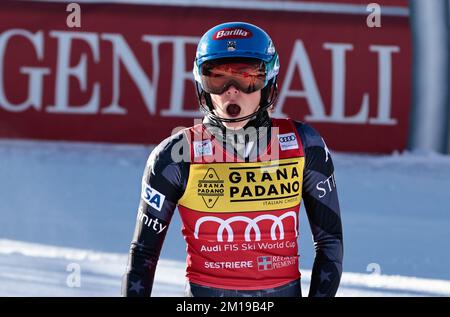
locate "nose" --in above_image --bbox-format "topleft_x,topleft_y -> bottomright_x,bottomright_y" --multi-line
225,85 -> 239,95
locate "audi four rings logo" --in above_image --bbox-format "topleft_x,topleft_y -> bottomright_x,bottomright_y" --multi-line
194,211 -> 298,242
279,135 -> 296,143
278,133 -> 299,151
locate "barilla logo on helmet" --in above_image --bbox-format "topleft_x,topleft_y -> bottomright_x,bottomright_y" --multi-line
213,28 -> 253,40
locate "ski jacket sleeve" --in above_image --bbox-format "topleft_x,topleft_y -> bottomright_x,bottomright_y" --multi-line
122,131 -> 189,297
294,121 -> 344,297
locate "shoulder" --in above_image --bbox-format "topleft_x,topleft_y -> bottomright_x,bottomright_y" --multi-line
290,119 -> 326,150
289,119 -> 334,172
145,129 -> 189,174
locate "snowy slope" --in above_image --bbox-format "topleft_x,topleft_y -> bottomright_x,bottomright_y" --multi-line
1,240 -> 450,297
1,139 -> 450,296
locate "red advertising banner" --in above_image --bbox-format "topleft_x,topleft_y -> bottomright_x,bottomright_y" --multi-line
0,0 -> 411,153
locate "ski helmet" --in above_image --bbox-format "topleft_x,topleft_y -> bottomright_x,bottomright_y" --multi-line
193,22 -> 279,124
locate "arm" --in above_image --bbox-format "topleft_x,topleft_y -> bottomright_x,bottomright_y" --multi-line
295,121 -> 344,297
122,131 -> 188,297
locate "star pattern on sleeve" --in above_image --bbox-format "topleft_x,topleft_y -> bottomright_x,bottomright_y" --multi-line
320,269 -> 332,283
129,280 -> 145,294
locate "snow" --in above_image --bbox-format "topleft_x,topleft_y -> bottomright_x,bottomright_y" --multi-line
1,139 -> 450,296
1,239 -> 450,297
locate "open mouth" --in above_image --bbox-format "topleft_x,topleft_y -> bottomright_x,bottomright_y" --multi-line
226,104 -> 241,117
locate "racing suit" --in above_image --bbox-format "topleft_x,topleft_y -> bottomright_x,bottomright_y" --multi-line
122,117 -> 343,297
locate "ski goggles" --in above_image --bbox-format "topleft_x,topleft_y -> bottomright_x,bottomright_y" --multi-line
200,58 -> 267,94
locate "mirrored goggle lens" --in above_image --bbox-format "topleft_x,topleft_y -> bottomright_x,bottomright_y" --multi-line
200,58 -> 266,94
